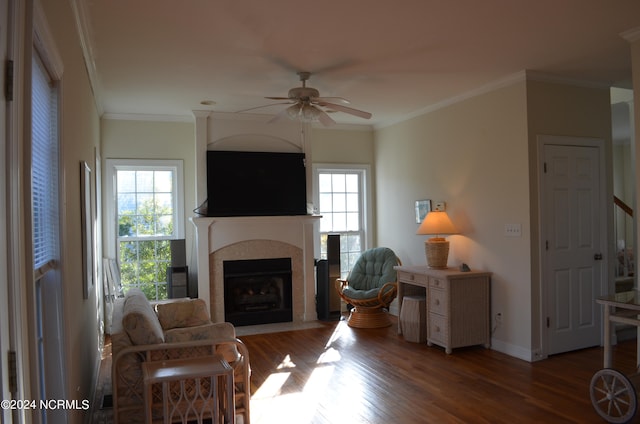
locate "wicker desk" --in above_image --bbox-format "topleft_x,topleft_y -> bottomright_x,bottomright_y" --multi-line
142,354 -> 235,424
395,265 -> 491,354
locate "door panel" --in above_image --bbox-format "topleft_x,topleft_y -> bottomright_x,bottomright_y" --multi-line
544,143 -> 602,355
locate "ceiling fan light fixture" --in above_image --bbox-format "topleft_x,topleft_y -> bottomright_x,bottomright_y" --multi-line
301,104 -> 320,121
286,103 -> 321,122
286,104 -> 301,119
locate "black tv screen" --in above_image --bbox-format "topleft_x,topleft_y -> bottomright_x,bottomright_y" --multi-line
206,150 -> 307,217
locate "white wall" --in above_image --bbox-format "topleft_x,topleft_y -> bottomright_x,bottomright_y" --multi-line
311,127 -> 375,164
374,81 -> 533,359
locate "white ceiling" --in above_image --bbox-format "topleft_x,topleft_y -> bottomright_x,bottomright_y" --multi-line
80,0 -> 640,127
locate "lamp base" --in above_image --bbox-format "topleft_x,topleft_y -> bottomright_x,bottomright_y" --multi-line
425,238 -> 449,269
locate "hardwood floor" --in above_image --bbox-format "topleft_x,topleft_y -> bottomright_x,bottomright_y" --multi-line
93,316 -> 639,423
241,316 -> 636,424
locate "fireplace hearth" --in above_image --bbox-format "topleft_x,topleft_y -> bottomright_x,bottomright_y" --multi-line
223,258 -> 293,326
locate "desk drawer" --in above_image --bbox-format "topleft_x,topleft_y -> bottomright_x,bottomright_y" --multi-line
429,287 -> 447,315
397,271 -> 428,286
428,313 -> 448,344
429,276 -> 446,289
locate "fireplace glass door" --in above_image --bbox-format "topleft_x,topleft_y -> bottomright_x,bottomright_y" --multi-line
223,258 -> 293,326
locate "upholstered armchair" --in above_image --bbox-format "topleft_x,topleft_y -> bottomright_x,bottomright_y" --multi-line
335,247 -> 401,328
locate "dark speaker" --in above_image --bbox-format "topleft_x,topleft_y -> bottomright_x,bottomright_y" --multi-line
327,234 -> 341,314
316,259 -> 330,321
316,234 -> 342,321
167,266 -> 188,298
170,239 -> 186,268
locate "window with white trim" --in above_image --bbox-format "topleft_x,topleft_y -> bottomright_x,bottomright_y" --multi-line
32,50 -> 59,276
314,166 -> 370,279
107,160 -> 184,300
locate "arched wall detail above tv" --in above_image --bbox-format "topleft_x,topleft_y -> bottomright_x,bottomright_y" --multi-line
208,133 -> 303,153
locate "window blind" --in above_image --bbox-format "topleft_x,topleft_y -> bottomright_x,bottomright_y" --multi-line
32,51 -> 59,271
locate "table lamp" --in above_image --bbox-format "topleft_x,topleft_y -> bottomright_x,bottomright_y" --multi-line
417,211 -> 458,269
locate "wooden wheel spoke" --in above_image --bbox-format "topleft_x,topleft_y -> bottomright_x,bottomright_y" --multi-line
590,369 -> 637,423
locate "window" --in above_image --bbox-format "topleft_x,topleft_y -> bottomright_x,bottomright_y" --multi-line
107,160 -> 184,300
32,41 -> 66,420
314,166 -> 371,279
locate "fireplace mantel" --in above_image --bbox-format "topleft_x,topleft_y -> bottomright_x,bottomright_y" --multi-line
192,215 -> 320,323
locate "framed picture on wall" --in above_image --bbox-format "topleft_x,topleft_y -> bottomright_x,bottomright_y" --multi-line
80,161 -> 93,299
415,199 -> 431,224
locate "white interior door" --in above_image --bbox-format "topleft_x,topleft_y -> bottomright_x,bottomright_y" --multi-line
542,138 -> 605,355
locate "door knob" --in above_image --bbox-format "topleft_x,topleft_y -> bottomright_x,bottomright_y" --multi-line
594,253 -> 603,260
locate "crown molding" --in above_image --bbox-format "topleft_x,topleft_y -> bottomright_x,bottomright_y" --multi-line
70,0 -> 104,115
192,110 -> 212,119
621,26 -> 640,42
311,122 -> 373,131
102,113 -> 193,123
525,70 -> 612,89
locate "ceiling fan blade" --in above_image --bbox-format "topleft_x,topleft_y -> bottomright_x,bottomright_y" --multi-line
314,96 -> 350,104
236,102 -> 292,113
317,109 -> 336,127
265,96 -> 291,100
318,102 -> 372,119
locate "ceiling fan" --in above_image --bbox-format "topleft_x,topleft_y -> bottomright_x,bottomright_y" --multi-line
242,72 -> 372,126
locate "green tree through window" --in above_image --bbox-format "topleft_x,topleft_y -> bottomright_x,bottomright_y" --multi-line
116,169 -> 178,300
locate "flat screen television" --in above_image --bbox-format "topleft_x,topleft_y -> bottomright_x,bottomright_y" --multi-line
206,150 -> 307,217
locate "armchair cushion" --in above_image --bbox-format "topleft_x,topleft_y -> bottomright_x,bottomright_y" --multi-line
122,288 -> 165,345
346,247 -> 398,294
343,285 -> 393,300
155,298 -> 210,330
164,321 -> 240,363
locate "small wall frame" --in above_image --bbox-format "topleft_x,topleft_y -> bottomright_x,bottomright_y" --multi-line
415,199 -> 431,224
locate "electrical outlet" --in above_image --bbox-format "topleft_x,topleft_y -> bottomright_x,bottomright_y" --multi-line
504,223 -> 522,237
434,201 -> 446,211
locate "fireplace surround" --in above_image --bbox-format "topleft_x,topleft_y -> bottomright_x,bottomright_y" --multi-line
192,215 -> 320,324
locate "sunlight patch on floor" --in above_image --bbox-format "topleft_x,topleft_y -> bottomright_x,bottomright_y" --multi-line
277,354 -> 296,370
250,322 -> 353,423
251,365 -> 338,424
317,347 -> 341,364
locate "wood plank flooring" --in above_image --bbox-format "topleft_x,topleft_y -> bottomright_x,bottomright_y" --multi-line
241,316 -> 636,424
93,316 -> 639,423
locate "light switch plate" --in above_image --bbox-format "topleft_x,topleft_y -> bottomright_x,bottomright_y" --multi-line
504,223 -> 522,237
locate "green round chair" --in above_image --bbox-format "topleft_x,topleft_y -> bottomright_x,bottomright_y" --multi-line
335,247 -> 401,328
